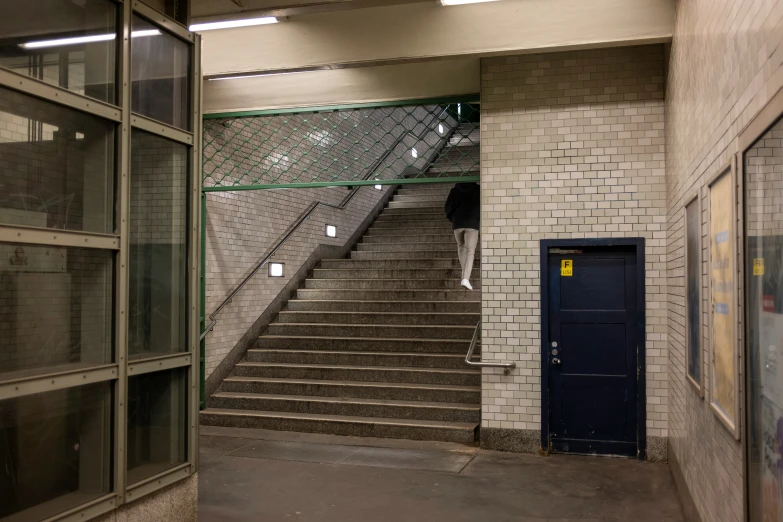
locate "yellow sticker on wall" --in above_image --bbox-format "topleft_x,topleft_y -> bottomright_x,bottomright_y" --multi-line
754,258 -> 765,276
561,259 -> 573,277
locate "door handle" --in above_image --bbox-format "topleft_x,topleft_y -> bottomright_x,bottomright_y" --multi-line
552,358 -> 561,365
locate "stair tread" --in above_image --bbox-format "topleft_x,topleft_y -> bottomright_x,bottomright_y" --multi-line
288,300 -> 477,304
236,362 -> 479,374
268,323 -> 474,329
224,376 -> 480,392
279,311 -> 478,316
200,408 -> 477,430
211,392 -> 479,410
249,348 -> 476,357
260,335 -> 476,342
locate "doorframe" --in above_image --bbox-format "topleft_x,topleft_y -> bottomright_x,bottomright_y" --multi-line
539,237 -> 647,460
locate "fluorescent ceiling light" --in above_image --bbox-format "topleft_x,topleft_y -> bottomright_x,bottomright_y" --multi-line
208,70 -> 303,81
440,0 -> 500,5
190,16 -> 278,32
20,33 -> 114,49
21,29 -> 160,49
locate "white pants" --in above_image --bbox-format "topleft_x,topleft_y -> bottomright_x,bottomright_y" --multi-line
454,228 -> 479,281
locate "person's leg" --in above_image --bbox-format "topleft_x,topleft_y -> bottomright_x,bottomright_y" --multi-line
454,228 -> 466,272
462,229 -> 479,281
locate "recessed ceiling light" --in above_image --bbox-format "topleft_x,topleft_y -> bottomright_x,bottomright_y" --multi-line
190,16 -> 278,32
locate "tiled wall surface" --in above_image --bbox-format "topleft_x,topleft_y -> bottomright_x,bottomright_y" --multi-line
665,1 -> 783,521
203,184 -> 392,378
479,46 -> 667,449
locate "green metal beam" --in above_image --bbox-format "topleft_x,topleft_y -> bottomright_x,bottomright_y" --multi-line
200,194 -> 207,410
203,95 -> 480,120
202,176 -> 480,192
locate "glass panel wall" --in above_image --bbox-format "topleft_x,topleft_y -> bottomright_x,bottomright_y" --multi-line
130,15 -> 191,130
0,244 -> 114,380
0,0 -> 117,104
128,129 -> 188,360
0,1 -> 198,519
127,368 -> 187,484
0,86 -> 116,234
745,117 -> 783,521
0,383 -> 113,521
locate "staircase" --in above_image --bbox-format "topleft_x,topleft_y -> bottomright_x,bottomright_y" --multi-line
200,127 -> 481,444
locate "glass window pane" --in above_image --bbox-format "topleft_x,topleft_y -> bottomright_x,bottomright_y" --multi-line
129,129 -> 188,360
0,244 -> 114,380
685,199 -> 700,383
0,0 -> 117,104
745,117 -> 783,521
131,15 -> 191,131
0,86 -> 116,234
0,383 -> 113,521
127,368 -> 187,484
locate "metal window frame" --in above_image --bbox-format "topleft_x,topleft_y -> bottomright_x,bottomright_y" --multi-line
683,194 -> 704,397
0,0 -> 201,519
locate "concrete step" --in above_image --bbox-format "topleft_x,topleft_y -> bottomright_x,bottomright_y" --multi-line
371,218 -> 451,228
207,393 -> 480,423
199,408 -> 477,443
285,300 -> 481,313
320,258 -> 464,269
350,250 -> 471,260
356,242 -> 472,252
312,268 -> 466,280
367,223 -> 453,234
361,234 -> 456,244
303,279 -> 481,290
387,200 -> 446,210
246,348 -> 478,369
378,207 -> 444,217
264,323 -> 475,340
392,194 -> 448,203
277,311 -> 478,325
218,376 -> 481,403
295,288 -> 479,301
233,362 -> 481,386
253,336 -> 473,354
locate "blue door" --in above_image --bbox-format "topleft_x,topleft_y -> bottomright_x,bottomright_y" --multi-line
547,247 -> 639,457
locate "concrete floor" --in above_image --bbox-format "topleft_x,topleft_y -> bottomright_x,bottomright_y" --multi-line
198,426 -> 685,522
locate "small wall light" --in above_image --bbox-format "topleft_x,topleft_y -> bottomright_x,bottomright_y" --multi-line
375,184 -> 382,190
269,262 -> 284,277
438,124 -> 444,134
325,225 -> 337,238
411,148 -> 418,158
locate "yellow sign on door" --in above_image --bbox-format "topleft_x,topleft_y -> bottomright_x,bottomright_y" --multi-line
754,257 -> 765,276
561,259 -> 573,277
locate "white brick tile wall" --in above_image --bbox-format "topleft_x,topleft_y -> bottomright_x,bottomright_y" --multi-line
665,0 -> 783,520
480,46 -> 667,437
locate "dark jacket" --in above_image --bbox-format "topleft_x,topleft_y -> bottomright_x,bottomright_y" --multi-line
445,182 -> 480,231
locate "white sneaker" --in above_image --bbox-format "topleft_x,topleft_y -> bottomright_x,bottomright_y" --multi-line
460,279 -> 473,290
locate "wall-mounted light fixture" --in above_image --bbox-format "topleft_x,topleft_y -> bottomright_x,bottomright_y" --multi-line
325,225 -> 337,238
411,148 -> 418,158
269,262 -> 284,277
438,124 -> 444,134
190,16 -> 278,32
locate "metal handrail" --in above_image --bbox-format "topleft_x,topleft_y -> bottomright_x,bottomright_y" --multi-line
465,320 -> 515,374
200,107 -> 453,341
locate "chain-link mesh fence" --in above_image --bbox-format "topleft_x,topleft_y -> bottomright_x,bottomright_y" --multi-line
202,100 -> 479,190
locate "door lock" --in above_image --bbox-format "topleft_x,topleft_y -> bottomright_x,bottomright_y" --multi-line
552,358 -> 561,365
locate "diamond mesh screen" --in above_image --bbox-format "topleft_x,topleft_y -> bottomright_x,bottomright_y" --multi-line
202,101 -> 479,190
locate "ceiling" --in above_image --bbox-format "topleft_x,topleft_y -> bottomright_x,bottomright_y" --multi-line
190,0 -> 428,21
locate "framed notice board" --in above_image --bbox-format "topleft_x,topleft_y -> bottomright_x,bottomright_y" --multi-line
709,164 -> 740,439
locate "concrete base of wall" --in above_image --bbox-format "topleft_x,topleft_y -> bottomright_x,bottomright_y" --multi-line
668,445 -> 702,522
94,473 -> 197,522
646,436 -> 668,463
480,427 -> 541,454
204,185 -> 398,400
